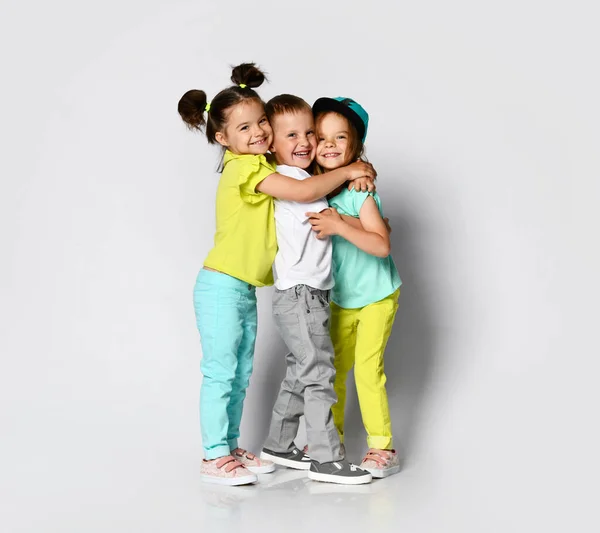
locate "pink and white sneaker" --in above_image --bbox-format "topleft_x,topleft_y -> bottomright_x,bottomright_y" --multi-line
360,449 -> 401,478
201,455 -> 258,486
232,448 -> 275,474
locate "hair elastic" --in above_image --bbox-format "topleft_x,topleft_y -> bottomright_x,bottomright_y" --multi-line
205,103 -> 211,113
239,84 -> 247,89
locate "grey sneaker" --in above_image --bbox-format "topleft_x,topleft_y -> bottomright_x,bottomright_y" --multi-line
308,459 -> 372,485
260,447 -> 312,470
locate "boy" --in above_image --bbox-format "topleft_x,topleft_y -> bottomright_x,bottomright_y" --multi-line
260,95 -> 372,485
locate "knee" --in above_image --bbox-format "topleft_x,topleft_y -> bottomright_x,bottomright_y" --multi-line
201,359 -> 237,385
233,367 -> 252,389
334,361 -> 353,381
281,378 -> 303,394
355,363 -> 387,386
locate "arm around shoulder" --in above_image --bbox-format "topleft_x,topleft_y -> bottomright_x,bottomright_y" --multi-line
256,161 -> 376,202
256,172 -> 323,203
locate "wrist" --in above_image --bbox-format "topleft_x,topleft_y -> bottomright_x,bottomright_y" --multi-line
334,219 -> 348,237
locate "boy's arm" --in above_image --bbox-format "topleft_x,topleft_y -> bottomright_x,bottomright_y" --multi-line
307,197 -> 391,257
256,161 -> 375,203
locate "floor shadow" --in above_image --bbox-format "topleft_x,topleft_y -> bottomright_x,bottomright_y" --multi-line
385,211 -> 439,461
343,209 -> 440,464
242,291 -> 293,452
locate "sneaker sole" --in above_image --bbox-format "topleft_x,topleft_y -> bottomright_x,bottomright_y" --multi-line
363,465 -> 401,478
308,471 -> 372,485
245,462 -> 276,474
260,451 -> 311,471
308,482 -> 373,495
201,473 -> 258,486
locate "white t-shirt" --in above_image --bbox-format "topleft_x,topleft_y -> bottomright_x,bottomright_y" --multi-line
273,165 -> 333,290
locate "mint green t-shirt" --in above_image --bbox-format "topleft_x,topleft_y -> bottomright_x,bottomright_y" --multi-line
329,189 -> 402,309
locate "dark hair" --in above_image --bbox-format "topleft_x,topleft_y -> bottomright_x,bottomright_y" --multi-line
265,94 -> 312,123
177,63 -> 268,144
313,111 -> 365,175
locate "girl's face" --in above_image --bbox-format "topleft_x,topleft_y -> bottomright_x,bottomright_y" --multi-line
215,99 -> 273,156
315,113 -> 351,170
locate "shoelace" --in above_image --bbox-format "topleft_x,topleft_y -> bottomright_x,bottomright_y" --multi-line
232,448 -> 257,461
215,455 -> 245,473
363,449 -> 392,467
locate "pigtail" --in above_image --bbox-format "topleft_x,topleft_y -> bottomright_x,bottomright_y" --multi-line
230,63 -> 267,89
178,63 -> 268,144
178,89 -> 209,131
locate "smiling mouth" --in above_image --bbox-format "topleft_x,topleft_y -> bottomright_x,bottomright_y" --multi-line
293,151 -> 311,157
251,138 -> 266,146
322,153 -> 340,158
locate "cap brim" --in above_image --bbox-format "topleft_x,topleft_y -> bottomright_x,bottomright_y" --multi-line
312,97 -> 366,142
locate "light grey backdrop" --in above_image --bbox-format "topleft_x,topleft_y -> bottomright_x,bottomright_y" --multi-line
1,0 -> 598,531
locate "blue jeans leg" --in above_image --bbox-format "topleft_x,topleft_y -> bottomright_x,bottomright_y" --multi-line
194,269 -> 257,460
226,290 -> 257,451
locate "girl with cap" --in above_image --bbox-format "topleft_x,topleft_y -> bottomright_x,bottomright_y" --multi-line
306,97 -> 403,478
178,66 -> 376,486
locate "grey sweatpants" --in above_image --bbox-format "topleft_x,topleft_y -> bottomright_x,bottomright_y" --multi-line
263,285 -> 342,464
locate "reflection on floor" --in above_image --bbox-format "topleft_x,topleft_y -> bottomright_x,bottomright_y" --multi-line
199,466 -> 402,530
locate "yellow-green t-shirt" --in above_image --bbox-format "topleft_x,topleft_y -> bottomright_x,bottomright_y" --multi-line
203,151 -> 277,287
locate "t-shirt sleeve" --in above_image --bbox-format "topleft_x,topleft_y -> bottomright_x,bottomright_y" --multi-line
329,189 -> 378,216
237,155 -> 277,204
351,190 -> 373,214
352,191 -> 384,219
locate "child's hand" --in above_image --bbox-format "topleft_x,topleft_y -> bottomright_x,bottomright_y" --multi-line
305,207 -> 344,239
348,177 -> 376,192
346,160 -> 376,181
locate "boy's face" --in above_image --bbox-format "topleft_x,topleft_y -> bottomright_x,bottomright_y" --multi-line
269,109 -> 317,169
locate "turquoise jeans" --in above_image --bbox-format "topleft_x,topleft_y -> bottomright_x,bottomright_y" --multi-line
194,269 -> 258,460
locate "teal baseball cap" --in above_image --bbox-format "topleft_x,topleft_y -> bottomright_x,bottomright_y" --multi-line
312,96 -> 369,143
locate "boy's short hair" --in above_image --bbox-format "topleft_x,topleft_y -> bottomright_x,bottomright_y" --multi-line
265,94 -> 312,123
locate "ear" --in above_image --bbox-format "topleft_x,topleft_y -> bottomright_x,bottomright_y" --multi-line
269,142 -> 276,153
215,131 -> 229,148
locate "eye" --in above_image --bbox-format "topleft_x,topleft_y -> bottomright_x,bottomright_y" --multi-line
307,130 -> 315,136
240,125 -> 249,131
287,133 -> 296,138
259,118 -> 268,124
318,137 -> 325,142
337,135 -> 346,140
